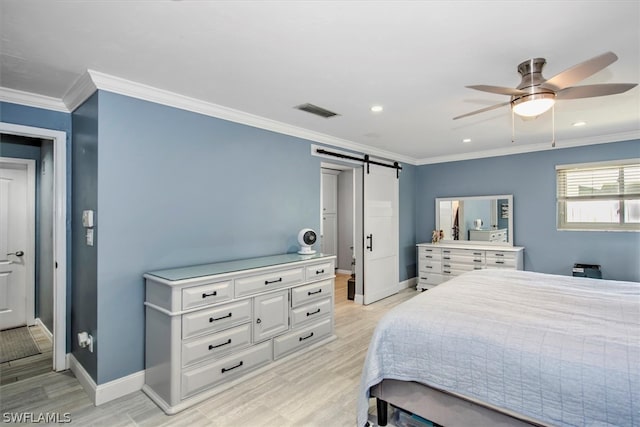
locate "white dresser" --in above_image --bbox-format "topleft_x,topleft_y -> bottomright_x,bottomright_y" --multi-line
416,243 -> 524,290
143,253 -> 336,414
468,228 -> 508,242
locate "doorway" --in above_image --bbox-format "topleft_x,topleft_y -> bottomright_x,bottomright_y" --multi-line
321,164 -> 357,303
0,122 -> 67,374
319,156 -> 400,305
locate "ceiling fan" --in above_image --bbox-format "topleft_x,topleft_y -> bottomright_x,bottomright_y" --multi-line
453,51 -> 637,120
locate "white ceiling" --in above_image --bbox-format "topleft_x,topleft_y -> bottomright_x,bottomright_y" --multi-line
1,0 -> 638,164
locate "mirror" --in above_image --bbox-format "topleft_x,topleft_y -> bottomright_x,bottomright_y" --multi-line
435,195 -> 513,246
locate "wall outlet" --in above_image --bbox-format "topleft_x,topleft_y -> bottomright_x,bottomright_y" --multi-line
86,228 -> 94,246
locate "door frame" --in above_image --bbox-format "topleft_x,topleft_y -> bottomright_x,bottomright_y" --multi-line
0,122 -> 67,372
0,157 -> 36,327
320,160 -> 362,303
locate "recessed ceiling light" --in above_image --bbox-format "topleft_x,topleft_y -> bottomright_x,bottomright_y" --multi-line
572,121 -> 587,127
462,138 -> 472,143
370,105 -> 383,113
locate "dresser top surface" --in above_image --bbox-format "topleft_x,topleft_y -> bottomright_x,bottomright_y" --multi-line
146,253 -> 335,282
417,242 -> 524,251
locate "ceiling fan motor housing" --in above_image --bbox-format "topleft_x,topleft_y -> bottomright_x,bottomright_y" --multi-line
511,58 -> 556,113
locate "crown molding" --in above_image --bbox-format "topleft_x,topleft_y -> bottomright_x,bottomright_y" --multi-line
416,130 -> 640,165
65,70 -> 416,165
0,86 -> 69,112
62,71 -> 98,112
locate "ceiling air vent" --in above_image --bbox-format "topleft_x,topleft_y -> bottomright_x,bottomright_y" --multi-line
294,103 -> 339,118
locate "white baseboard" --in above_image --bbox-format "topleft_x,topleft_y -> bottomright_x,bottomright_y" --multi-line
336,269 -> 352,275
34,318 -> 53,342
68,354 -> 145,406
400,277 -> 417,289
354,293 -> 364,304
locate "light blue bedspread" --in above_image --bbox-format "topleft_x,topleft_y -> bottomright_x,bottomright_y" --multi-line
357,269 -> 640,426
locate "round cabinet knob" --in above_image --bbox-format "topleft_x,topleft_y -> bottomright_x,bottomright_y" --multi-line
256,318 -> 261,324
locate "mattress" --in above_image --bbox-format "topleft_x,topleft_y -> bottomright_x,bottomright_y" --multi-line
357,269 -> 640,426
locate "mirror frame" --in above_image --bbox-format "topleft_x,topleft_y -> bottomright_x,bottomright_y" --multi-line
435,194 -> 514,246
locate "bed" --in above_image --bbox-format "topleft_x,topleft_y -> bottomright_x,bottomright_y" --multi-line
357,269 -> 639,427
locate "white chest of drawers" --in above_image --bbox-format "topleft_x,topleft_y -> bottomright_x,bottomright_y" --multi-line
143,253 -> 336,414
416,243 -> 524,290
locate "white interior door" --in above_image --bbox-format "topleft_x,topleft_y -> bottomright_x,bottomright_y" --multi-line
0,159 -> 35,330
363,164 -> 399,305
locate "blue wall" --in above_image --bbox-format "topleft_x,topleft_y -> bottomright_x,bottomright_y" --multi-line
416,139 -> 640,282
92,91 -> 417,383
95,91 -> 323,382
71,93 -> 99,379
399,162 -> 416,281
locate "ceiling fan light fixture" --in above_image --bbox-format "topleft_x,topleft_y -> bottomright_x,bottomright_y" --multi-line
511,93 -> 556,117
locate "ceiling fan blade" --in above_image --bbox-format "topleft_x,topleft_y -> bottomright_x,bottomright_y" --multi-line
556,83 -> 638,99
453,101 -> 511,120
542,51 -> 618,91
466,85 -> 526,96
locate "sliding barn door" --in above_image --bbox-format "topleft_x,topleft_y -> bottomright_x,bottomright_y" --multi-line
363,164 -> 399,305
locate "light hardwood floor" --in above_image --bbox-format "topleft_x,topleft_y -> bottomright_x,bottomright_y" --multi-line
0,282 -> 417,426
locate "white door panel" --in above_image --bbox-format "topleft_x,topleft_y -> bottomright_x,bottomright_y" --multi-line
363,164 -> 399,305
0,160 -> 34,330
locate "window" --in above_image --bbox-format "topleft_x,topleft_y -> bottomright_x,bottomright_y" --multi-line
557,159 -> 640,231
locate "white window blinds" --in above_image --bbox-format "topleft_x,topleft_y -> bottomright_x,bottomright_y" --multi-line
556,159 -> 640,231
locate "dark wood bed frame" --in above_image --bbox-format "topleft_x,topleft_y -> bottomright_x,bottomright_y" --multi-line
369,379 -> 549,427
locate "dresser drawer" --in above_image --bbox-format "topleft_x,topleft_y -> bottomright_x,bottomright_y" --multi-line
486,251 -> 518,268
290,297 -> 332,327
181,323 -> 251,367
273,317 -> 332,360
442,264 -> 482,277
181,341 -> 272,398
291,279 -> 333,307
182,280 -> 233,310
182,299 -> 251,339
442,248 -> 485,266
418,247 -> 442,261
419,260 -> 441,273
235,267 -> 303,298
417,272 -> 443,286
305,261 -> 334,281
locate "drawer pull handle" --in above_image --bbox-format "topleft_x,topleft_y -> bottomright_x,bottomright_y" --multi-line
265,278 -> 283,285
209,339 -> 232,350
443,256 -> 450,260
308,289 -> 322,296
474,267 -> 482,270
209,313 -> 232,322
425,255 -> 432,259
307,308 -> 321,317
473,252 -> 482,256
474,259 -> 482,263
221,361 -> 243,373
495,253 -> 504,256
495,261 -> 505,264
202,291 -> 217,298
443,250 -> 450,253
426,266 -> 432,269
443,270 -> 451,274
316,269 -> 325,275
299,332 -> 314,342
